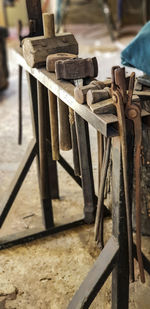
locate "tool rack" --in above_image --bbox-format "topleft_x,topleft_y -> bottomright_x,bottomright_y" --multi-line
0,48 -> 150,309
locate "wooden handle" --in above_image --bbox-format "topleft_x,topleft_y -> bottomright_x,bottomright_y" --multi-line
74,80 -> 105,104
87,89 -> 110,106
58,99 -> 72,151
69,108 -> 81,176
48,91 -> 60,160
43,13 -> 55,38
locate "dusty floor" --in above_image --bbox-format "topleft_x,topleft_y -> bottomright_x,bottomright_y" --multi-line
0,24 -> 150,308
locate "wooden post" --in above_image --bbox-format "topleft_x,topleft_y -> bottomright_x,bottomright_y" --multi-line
58,99 -> 72,150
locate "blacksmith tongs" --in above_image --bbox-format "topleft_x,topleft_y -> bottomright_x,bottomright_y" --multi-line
111,66 -> 145,283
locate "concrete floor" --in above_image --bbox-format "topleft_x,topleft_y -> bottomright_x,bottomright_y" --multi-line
0,24 -> 150,308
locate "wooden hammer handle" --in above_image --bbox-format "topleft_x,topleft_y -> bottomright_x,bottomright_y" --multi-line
69,107 -> 81,176
48,91 -> 59,160
43,13 -> 55,38
43,13 -> 59,160
58,99 -> 72,151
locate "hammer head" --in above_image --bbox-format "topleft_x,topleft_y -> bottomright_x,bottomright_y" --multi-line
22,34 -> 78,68
55,57 -> 98,80
46,53 -> 78,72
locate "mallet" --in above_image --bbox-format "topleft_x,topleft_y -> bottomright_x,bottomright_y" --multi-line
22,13 -> 78,68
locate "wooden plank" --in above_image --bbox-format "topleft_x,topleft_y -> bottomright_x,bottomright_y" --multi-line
67,236 -> 119,309
0,139 -> 37,228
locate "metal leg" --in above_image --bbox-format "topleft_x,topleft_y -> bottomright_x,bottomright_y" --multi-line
111,136 -> 130,309
75,113 -> 96,224
0,139 -> 37,228
37,81 -> 54,229
67,236 -> 119,309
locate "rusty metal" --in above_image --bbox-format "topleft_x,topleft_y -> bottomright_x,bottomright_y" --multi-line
111,66 -> 134,282
125,73 -> 145,283
94,137 -> 111,248
111,66 -> 145,283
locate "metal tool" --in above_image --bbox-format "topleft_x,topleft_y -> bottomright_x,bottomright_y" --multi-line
111,66 -> 134,282
111,66 -> 145,283
95,137 -> 111,248
125,72 -> 145,283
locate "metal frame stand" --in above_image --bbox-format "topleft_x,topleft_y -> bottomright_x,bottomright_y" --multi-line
0,72 -> 97,250
66,136 -> 150,309
1,62 -> 150,307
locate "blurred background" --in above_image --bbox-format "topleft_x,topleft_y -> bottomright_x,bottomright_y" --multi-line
1,2 -> 150,309
0,0 -> 149,28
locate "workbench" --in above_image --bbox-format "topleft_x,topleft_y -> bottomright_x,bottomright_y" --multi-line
0,47 -> 150,309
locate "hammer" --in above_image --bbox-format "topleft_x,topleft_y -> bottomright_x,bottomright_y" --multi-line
74,79 -> 111,104
46,53 -> 80,174
87,87 -> 112,105
22,13 -> 78,68
40,15 -> 78,160
46,53 -> 79,158
55,57 -> 98,176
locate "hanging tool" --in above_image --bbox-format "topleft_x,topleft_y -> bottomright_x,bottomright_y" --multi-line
111,66 -> 134,282
74,80 -> 106,104
111,66 -> 145,283
94,137 -> 111,248
55,56 -> 98,175
125,72 -> 145,283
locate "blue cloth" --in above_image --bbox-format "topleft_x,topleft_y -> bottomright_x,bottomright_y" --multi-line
121,22 -> 150,75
